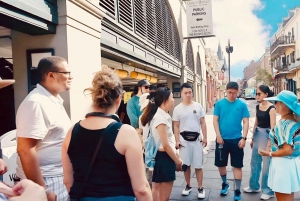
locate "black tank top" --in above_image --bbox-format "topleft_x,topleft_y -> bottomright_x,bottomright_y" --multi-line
256,105 -> 275,128
68,121 -> 134,199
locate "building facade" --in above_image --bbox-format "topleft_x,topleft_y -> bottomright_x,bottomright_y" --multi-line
271,6 -> 300,96
0,0 -> 222,135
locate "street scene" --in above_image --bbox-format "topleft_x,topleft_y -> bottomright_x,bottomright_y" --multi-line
170,99 -> 300,201
0,0 -> 300,201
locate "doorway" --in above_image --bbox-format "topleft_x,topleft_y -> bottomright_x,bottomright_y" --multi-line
0,58 -> 15,136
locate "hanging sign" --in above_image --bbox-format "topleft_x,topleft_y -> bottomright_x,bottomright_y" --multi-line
185,0 -> 214,38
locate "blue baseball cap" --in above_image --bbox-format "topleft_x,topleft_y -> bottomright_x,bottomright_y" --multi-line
264,90 -> 300,116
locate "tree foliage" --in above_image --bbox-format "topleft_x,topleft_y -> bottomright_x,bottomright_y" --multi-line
255,67 -> 273,86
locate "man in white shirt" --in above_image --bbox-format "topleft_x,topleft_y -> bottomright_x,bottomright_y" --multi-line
173,83 -> 207,199
16,56 -> 72,201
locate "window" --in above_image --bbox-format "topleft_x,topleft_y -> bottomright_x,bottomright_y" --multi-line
297,22 -> 299,39
196,53 -> 202,76
186,40 -> 194,72
119,0 -> 133,28
100,0 -> 115,18
100,0 -> 182,62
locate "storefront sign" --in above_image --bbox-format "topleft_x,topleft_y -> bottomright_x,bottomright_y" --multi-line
172,82 -> 181,98
185,0 -> 214,38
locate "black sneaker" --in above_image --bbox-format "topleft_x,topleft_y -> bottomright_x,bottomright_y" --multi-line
182,184 -> 192,195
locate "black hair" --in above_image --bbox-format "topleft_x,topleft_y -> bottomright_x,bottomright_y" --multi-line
180,83 -> 193,91
141,87 -> 171,126
133,85 -> 139,95
37,56 -> 67,82
258,85 -> 274,97
226,82 -> 239,90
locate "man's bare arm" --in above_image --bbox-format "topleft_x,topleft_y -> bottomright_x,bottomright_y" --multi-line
242,118 -> 249,138
17,137 -> 46,188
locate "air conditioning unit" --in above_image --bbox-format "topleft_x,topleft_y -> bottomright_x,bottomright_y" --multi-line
293,77 -> 300,81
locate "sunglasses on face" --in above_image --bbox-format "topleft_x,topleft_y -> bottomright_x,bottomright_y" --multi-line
143,86 -> 150,89
256,93 -> 262,96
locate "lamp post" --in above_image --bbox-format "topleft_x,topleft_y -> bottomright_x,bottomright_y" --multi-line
225,39 -> 233,82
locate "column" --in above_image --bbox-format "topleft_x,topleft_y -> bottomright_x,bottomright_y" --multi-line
12,0 -> 105,123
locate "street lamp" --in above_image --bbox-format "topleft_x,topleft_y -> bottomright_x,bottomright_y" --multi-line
225,39 -> 233,82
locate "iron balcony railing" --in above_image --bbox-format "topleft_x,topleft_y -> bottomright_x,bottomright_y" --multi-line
270,34 -> 295,53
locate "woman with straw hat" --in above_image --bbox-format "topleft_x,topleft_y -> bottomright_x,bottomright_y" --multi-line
259,90 -> 300,201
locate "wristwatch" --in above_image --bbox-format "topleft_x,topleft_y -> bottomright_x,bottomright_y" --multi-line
242,137 -> 247,140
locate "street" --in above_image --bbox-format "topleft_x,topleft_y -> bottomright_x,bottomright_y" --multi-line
170,99 -> 300,201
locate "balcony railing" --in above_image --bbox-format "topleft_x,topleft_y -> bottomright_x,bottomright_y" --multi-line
272,58 -> 288,71
270,34 -> 295,53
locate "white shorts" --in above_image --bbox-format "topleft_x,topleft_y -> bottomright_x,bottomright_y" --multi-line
179,140 -> 203,169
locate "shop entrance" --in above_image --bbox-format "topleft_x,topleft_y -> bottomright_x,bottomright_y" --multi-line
0,58 -> 15,136
0,31 -> 15,136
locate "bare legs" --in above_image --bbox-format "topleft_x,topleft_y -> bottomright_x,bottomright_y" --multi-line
152,181 -> 174,201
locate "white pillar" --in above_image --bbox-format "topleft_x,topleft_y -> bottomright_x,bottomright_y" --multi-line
12,0 -> 105,123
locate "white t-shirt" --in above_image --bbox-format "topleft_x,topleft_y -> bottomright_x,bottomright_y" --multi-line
139,115 -> 150,143
172,102 -> 205,141
152,108 -> 176,152
16,84 -> 71,178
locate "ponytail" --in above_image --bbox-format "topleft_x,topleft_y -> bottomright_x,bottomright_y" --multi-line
141,91 -> 157,126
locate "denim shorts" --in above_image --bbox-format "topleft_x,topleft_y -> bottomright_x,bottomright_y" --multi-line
70,196 -> 136,201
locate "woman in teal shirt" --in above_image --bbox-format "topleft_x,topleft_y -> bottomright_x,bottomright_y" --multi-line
259,90 -> 300,201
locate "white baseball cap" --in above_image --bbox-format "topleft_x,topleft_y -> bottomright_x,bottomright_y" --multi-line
139,93 -> 150,111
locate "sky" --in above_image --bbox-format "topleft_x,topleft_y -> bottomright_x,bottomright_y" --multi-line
205,0 -> 300,81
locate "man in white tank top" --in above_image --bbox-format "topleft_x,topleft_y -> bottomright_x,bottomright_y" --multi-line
173,83 -> 207,199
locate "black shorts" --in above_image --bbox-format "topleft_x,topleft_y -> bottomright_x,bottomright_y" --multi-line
214,138 -> 244,168
152,151 -> 176,183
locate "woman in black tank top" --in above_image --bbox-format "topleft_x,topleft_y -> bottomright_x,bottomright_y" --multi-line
243,85 -> 276,200
61,66 -> 152,201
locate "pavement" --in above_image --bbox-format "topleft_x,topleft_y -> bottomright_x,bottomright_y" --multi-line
170,100 -> 300,201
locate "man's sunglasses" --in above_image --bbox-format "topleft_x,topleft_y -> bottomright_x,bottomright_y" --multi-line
143,85 -> 150,89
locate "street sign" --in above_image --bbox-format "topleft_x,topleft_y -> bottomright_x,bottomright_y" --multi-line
185,0 -> 214,38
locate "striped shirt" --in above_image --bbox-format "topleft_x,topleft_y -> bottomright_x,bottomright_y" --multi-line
269,119 -> 300,159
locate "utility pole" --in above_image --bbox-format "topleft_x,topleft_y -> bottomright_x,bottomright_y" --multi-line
226,39 -> 233,82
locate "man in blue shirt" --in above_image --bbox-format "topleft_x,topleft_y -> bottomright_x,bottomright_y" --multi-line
213,82 -> 250,201
126,79 -> 150,127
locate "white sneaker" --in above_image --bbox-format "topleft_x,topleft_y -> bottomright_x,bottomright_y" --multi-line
198,188 -> 205,199
260,194 -> 274,200
182,185 -> 192,196
243,186 -> 261,193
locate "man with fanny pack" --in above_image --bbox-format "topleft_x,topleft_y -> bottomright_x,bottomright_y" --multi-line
173,83 -> 207,199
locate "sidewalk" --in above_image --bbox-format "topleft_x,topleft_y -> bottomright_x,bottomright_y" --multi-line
170,108 -> 300,201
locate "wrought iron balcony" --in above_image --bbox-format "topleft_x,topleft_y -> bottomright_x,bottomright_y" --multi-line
272,60 -> 288,71
270,34 -> 295,55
